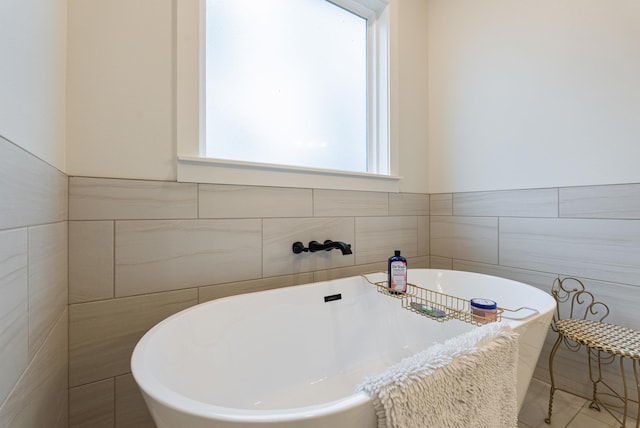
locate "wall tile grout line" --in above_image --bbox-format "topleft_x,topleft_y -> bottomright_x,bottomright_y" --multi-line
113,220 -> 116,300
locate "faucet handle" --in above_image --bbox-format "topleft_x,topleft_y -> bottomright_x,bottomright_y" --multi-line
308,240 -> 324,252
292,242 -> 308,254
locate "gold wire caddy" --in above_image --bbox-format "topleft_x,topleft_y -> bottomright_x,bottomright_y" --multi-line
362,272 -> 505,326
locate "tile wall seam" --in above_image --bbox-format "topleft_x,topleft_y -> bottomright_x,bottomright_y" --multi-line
69,175 -> 183,184
68,287 -> 199,309
553,272 -> 640,289
67,374 -> 132,392
427,213 -> 431,258
66,371 -> 71,428
26,226 -> 32,361
112,374 -> 116,427
0,227 -> 31,407
112,220 -> 116,299
24,306 -> 68,383
66,176 -> 71,342
0,357 -> 24,412
196,182 -> 201,219
497,216 -> 500,266
1,218 -> 69,233
495,259 -> 562,280
66,221 -> 71,372
451,193 -> 456,216
353,215 -> 358,267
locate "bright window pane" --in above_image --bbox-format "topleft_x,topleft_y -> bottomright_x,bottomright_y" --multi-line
205,0 -> 368,172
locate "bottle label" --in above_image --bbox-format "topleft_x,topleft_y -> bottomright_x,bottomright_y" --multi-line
390,261 -> 407,291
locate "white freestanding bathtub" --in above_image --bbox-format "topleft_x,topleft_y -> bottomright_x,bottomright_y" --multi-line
131,269 -> 556,428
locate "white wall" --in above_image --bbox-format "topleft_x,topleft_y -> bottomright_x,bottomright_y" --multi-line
66,0 -> 175,181
0,0 -> 67,170
428,0 -> 640,193
16,0 -> 640,194
65,0 -> 430,193
394,0 -> 429,193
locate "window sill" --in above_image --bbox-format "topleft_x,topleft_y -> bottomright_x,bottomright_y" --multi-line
177,156 -> 402,192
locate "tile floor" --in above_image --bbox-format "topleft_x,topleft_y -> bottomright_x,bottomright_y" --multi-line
518,378 -> 638,428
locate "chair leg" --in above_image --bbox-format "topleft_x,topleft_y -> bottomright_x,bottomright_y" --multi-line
619,356 -> 629,428
634,360 -> 639,428
587,347 -> 602,411
545,334 -> 564,424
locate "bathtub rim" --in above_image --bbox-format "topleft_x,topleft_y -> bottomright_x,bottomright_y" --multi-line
131,308 -> 374,423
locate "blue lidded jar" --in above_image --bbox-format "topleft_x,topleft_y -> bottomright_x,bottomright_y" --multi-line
470,298 -> 497,323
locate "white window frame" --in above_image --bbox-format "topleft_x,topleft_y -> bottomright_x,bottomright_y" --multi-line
176,0 -> 401,191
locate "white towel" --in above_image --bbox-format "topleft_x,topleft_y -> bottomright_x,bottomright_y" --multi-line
356,323 -> 519,428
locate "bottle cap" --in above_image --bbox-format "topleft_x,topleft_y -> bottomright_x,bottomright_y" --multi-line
394,250 -> 401,256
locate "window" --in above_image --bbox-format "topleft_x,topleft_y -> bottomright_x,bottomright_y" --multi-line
206,0 -> 367,172
176,0 -> 398,191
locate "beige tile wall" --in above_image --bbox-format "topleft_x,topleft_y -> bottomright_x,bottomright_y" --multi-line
559,183 -> 640,219
67,177 -> 430,426
69,221 -> 114,303
3,132 -> 638,428
0,229 -> 29,406
2,149 -> 636,428
430,185 -> 640,410
454,188 -> 558,217
430,216 -> 498,264
66,177 -> 640,426
0,138 -> 68,230
115,219 -> 262,296
199,184 -> 312,218
69,177 -> 197,220
0,136 -> 68,428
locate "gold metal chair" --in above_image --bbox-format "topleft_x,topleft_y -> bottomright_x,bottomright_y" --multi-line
545,277 -> 640,427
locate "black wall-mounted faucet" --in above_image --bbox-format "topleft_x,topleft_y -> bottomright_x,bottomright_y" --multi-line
292,240 -> 352,255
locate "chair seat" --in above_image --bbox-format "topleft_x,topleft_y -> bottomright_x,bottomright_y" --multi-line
556,319 -> 640,360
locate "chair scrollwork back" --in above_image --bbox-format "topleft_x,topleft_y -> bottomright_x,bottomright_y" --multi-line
551,277 -> 610,328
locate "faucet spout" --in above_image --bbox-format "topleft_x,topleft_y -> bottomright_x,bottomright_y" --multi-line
308,240 -> 352,255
